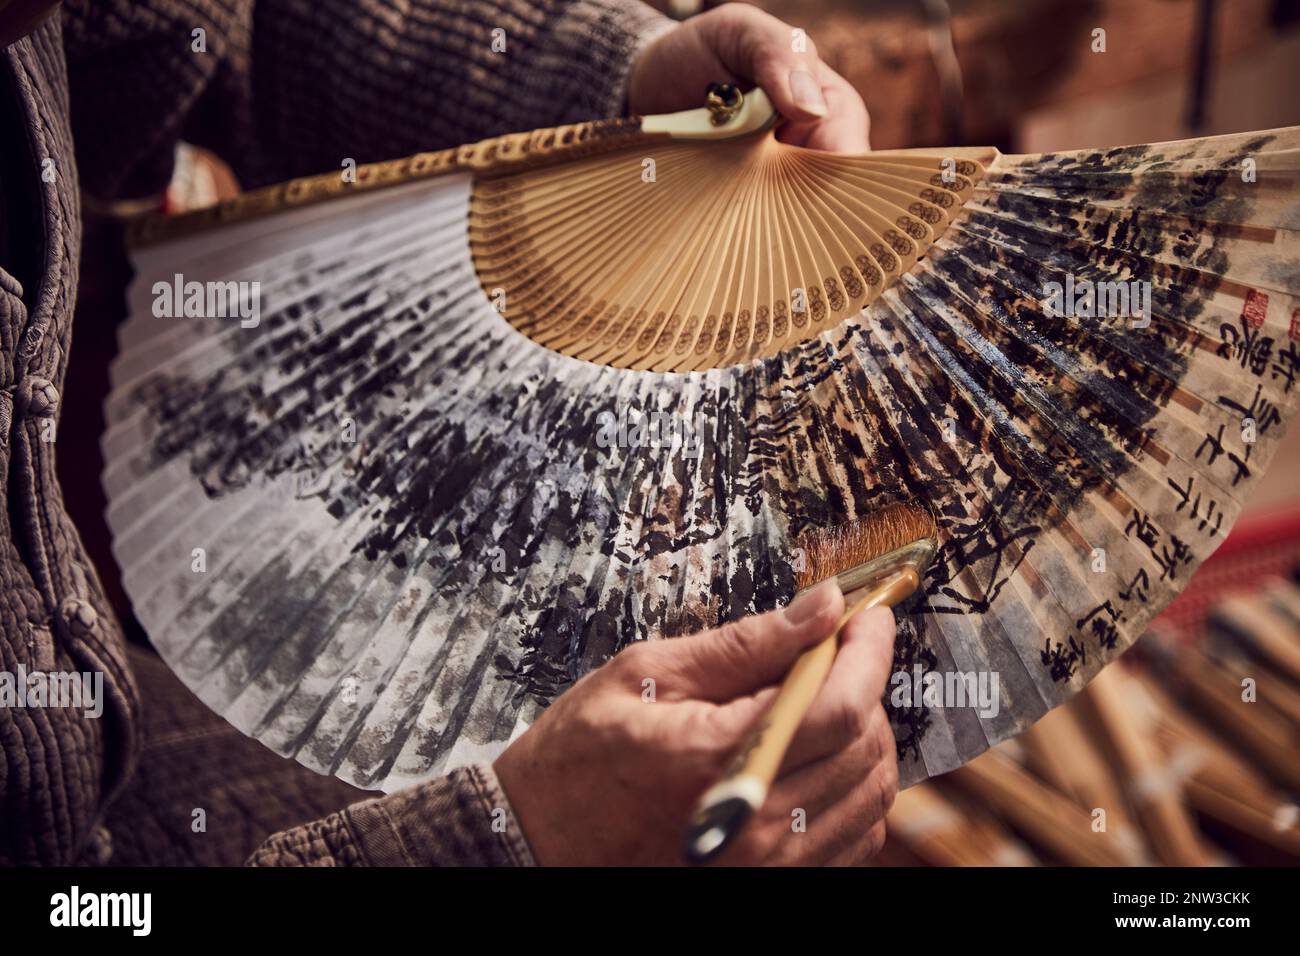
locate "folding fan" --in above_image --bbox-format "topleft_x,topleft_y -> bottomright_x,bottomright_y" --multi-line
102,85 -> 1300,793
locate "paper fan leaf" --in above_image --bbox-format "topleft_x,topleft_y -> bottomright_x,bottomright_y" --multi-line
106,99 -> 1300,791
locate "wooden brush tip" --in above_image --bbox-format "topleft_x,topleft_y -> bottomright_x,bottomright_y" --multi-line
793,502 -> 938,591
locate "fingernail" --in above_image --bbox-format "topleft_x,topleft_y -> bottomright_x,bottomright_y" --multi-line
789,69 -> 828,117
784,579 -> 839,625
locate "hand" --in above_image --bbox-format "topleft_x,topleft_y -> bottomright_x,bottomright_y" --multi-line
493,579 -> 899,865
627,3 -> 870,152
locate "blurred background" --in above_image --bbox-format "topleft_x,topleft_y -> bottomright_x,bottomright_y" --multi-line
77,0 -> 1300,866
654,0 -> 1300,151
641,0 -> 1300,867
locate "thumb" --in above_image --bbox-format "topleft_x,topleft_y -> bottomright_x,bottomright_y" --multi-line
658,579 -> 844,702
701,6 -> 831,121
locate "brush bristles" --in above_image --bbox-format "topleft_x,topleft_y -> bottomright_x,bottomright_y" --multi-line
793,502 -> 938,590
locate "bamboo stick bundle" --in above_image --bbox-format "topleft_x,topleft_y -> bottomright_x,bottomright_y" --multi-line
1135,667 -> 1300,861
1152,637 -> 1300,792
946,745 -> 1130,867
1202,638 -> 1300,729
1160,733 -> 1300,861
887,784 -> 996,867
938,782 -> 1043,867
887,582 -> 1300,866
1019,693 -> 1151,865
1076,665 -> 1210,866
1211,589 -> 1300,687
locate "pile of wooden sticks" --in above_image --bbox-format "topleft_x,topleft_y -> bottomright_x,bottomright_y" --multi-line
878,575 -> 1300,866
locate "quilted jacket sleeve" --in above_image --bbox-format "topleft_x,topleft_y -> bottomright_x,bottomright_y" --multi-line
247,764 -> 536,866
48,0 -> 674,866
61,0 -> 677,199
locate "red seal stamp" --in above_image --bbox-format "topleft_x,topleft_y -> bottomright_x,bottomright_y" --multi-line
1241,288 -> 1269,330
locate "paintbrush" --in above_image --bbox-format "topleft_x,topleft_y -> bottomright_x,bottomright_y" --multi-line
682,501 -> 939,864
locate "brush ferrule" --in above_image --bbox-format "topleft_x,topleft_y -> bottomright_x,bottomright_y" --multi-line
804,538 -> 937,597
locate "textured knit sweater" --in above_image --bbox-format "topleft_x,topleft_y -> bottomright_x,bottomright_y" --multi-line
1,0 -> 673,867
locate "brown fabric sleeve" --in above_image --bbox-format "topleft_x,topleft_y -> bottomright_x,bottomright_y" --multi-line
61,0 -> 676,199
49,0 -> 674,867
247,764 -> 536,866
1,19 -> 144,866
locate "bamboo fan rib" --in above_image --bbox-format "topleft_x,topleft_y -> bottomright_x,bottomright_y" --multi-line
104,112 -> 1300,793
469,136 -> 987,370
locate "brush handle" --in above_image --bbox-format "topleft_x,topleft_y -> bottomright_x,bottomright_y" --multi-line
682,567 -> 920,864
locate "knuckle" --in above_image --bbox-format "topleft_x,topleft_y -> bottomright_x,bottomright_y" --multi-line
721,2 -> 755,21
748,49 -> 785,79
685,705 -> 739,762
724,821 -> 781,866
709,2 -> 749,30
613,638 -> 651,673
864,705 -> 892,761
856,739 -> 900,823
608,640 -> 668,696
754,819 -> 790,863
864,820 -> 888,859
876,756 -> 900,813
710,616 -> 764,672
555,686 -> 615,754
849,605 -> 895,645
834,698 -> 871,745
